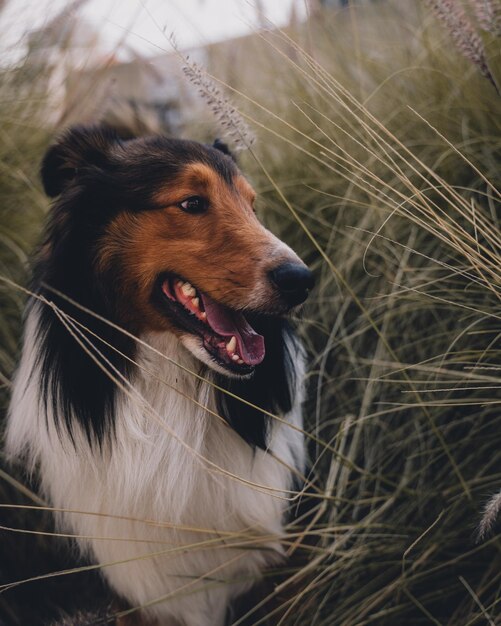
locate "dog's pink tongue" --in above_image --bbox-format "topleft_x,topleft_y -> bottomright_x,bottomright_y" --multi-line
200,293 -> 265,366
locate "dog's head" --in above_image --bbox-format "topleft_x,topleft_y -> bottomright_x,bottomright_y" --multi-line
40,126 -> 313,378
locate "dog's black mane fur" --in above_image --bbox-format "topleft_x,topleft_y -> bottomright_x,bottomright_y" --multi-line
32,126 -> 297,450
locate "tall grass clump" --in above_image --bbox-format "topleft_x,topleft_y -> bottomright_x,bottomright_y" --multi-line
0,64 -> 50,415
198,1 -> 501,623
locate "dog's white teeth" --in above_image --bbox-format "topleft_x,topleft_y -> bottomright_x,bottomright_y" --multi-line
232,354 -> 240,362
192,297 -> 200,309
201,311 -> 207,321
227,336 -> 237,353
181,282 -> 196,297
237,358 -> 244,365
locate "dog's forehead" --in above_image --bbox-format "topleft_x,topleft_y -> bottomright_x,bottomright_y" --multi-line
177,162 -> 228,187
153,160 -> 256,205
178,161 -> 254,193
124,136 -> 237,180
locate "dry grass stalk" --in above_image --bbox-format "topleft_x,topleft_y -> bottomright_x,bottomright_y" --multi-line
470,0 -> 501,34
182,57 -> 256,151
477,491 -> 501,540
424,0 -> 497,86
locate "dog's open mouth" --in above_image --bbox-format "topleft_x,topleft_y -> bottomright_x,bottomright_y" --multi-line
158,275 -> 265,375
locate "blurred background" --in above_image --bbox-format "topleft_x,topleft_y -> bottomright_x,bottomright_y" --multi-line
1,1 -> 501,624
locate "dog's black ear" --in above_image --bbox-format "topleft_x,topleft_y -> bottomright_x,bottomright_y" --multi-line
212,138 -> 236,161
41,125 -> 120,198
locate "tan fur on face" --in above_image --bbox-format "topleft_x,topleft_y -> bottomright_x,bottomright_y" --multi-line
96,162 -> 297,334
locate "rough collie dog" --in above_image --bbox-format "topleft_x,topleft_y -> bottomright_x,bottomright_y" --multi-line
6,126 -> 313,626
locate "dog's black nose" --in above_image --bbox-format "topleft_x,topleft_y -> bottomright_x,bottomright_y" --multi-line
269,262 -> 314,306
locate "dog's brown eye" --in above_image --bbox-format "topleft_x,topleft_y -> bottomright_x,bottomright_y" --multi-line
178,196 -> 208,214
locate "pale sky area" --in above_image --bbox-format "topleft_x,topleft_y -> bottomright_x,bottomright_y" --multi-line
82,0 -> 308,54
1,0 -> 308,61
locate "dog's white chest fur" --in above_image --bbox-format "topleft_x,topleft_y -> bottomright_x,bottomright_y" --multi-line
6,310 -> 305,625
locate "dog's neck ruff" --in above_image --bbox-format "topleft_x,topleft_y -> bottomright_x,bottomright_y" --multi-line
6,303 -> 305,625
